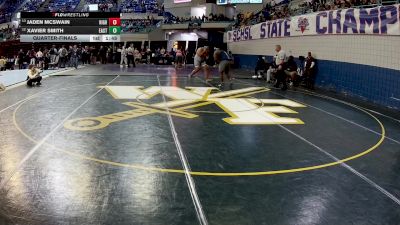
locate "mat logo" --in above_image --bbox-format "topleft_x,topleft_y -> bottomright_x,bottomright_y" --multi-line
64,86 -> 306,131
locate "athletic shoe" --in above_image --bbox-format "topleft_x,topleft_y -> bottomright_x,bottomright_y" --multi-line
252,75 -> 257,79
258,75 -> 262,79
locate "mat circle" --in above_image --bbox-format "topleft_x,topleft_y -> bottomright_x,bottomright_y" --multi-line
12,82 -> 386,176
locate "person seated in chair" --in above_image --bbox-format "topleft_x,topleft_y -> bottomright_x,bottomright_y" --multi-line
285,56 -> 298,87
27,65 -> 42,87
253,56 -> 266,79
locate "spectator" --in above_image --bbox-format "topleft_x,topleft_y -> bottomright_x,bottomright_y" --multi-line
17,49 -> 24,69
99,46 -> 107,64
120,46 -> 128,67
36,48 -> 44,69
0,56 -> 6,71
28,48 -> 36,65
175,48 -> 184,69
134,48 -> 141,63
116,45 -> 122,64
6,56 -> 15,70
49,45 -> 58,63
107,46 -> 113,63
90,46 -> 98,65
42,48 -> 50,70
67,45 -> 73,67
70,45 -> 80,69
160,47 -> 166,55
58,45 -> 67,68
81,46 -> 89,65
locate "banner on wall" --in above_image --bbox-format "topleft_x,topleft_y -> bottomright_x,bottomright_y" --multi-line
227,4 -> 400,42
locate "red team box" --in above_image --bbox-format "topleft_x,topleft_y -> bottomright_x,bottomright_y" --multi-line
109,18 -> 121,26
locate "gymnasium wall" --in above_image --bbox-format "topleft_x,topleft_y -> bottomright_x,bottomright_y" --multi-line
228,34 -> 400,109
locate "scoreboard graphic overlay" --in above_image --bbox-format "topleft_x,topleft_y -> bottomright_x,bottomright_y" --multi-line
20,12 -> 121,42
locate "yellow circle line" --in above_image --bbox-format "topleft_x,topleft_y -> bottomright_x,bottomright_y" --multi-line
12,85 -> 386,176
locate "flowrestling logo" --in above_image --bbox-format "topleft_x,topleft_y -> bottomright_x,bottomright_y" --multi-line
52,13 -> 90,18
64,86 -> 306,131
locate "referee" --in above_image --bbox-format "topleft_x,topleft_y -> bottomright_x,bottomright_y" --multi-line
273,45 -> 288,90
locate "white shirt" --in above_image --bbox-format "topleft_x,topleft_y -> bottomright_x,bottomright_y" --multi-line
36,51 -> 43,58
121,48 -> 127,56
28,69 -> 41,79
275,49 -> 286,66
127,47 -> 134,55
304,57 -> 315,68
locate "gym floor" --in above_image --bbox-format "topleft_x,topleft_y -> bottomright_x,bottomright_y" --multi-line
0,65 -> 399,225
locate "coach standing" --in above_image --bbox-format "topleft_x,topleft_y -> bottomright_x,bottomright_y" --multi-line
273,45 -> 288,90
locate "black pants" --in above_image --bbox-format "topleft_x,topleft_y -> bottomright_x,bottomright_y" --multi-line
274,67 -> 287,90
27,76 -> 42,86
127,55 -> 135,67
81,53 -> 87,64
305,69 -> 315,89
18,59 -> 24,69
58,57 -> 66,68
115,52 -> 121,64
255,66 -> 264,75
100,55 -> 107,64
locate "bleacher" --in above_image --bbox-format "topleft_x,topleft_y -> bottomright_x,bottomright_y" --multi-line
85,0 -> 116,3
121,19 -> 161,33
0,0 -> 25,23
46,0 -> 81,12
22,0 -> 47,12
0,26 -> 19,41
119,0 -> 161,14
